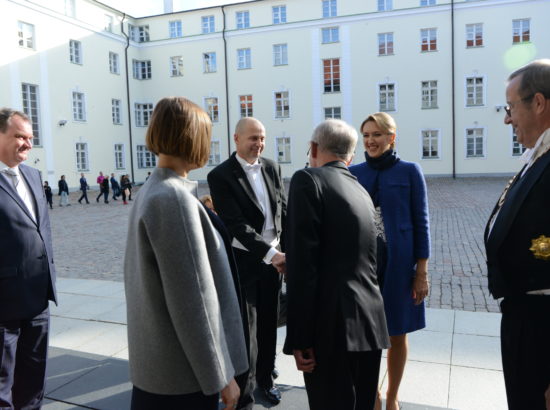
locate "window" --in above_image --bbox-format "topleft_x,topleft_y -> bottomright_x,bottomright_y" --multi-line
69,40 -> 82,64
466,23 -> 483,47
466,76 -> 484,106
21,83 -> 41,145
321,27 -> 339,44
421,28 -> 437,52
239,95 -> 253,117
324,107 -> 341,119
512,132 -> 526,156
421,80 -> 438,109
209,140 -> 221,166
273,44 -> 288,66
137,145 -> 157,168
378,33 -> 394,55
112,99 -> 122,124
104,14 -> 114,32
133,60 -> 152,80
512,19 -> 530,43
72,92 -> 86,121
169,20 -> 183,38
276,137 -> 291,163
170,56 -> 183,76
322,0 -> 337,18
109,52 -> 119,74
204,97 -> 219,122
420,0 -> 435,5
130,25 -> 149,42
236,11 -> 250,29
273,6 -> 287,24
203,52 -> 217,73
76,143 -> 89,171
135,103 -> 153,127
422,130 -> 439,159
274,91 -> 290,118
466,128 -> 484,158
65,0 -> 76,17
18,21 -> 35,49
323,58 -> 340,93
115,144 -> 125,169
237,48 -> 251,70
202,16 -> 215,33
378,0 -> 393,11
379,83 -> 395,111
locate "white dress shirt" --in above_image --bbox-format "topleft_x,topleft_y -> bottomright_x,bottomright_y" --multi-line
0,161 -> 37,221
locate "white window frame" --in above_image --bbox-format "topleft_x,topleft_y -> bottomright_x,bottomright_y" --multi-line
204,97 -> 219,123
511,129 -> 526,157
378,32 -> 394,56
322,0 -> 337,18
76,142 -> 89,172
322,58 -> 340,93
421,80 -> 438,109
237,48 -> 251,70
512,19 -> 530,44
18,21 -> 35,49
202,16 -> 215,34
466,23 -> 483,48
114,143 -> 126,169
378,83 -> 396,112
273,44 -> 288,66
104,14 -> 114,32
170,56 -> 184,77
135,103 -> 153,127
72,91 -> 86,121
133,59 -> 152,80
421,129 -> 440,159
324,107 -> 341,119
420,0 -> 435,6
208,140 -> 221,166
276,136 -> 292,163
21,83 -> 41,146
236,11 -> 250,29
273,6 -> 287,24
203,52 -> 217,73
69,39 -> 82,64
378,0 -> 393,12
112,99 -> 122,124
321,27 -> 339,44
465,127 -> 486,158
239,95 -> 253,118
420,28 -> 437,52
274,91 -> 290,119
465,75 -> 485,107
137,145 -> 157,168
169,20 -> 183,38
109,52 -> 120,74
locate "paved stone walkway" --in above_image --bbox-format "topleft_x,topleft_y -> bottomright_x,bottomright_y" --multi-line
50,176 -> 510,313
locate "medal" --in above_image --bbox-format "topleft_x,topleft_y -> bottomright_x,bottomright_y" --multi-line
530,235 -> 550,261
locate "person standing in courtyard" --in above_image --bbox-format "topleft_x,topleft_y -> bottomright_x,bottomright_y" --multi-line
283,120 -> 390,410
349,112 -> 430,410
110,172 -> 120,201
78,172 -> 89,204
485,59 -> 550,410
58,174 -> 70,206
208,117 -> 287,408
0,108 -> 57,409
101,176 -> 110,204
44,180 -> 53,209
96,171 -> 105,203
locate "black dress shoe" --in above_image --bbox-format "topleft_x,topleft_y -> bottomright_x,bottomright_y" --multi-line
272,368 -> 279,380
261,385 -> 281,404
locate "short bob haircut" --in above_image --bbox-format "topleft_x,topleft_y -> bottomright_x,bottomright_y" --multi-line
359,112 -> 397,149
146,97 -> 212,168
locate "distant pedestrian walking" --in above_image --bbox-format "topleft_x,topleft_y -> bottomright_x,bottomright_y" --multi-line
78,172 -> 89,204
110,173 -> 120,200
58,175 -> 70,206
44,181 -> 53,209
96,171 -> 105,202
101,177 -> 109,204
121,174 -> 132,204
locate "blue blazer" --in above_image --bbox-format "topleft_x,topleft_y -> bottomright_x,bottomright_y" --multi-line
350,159 -> 430,335
0,163 -> 57,321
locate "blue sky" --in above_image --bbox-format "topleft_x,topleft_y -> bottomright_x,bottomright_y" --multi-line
101,0 -> 246,17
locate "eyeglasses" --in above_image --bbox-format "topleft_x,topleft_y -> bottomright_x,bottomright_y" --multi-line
504,94 -> 535,117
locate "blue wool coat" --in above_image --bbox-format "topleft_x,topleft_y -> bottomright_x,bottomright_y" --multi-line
349,159 -> 430,336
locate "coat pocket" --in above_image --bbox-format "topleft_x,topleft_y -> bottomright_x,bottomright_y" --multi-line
0,267 -> 17,279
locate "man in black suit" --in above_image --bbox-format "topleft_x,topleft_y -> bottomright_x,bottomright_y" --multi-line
0,108 -> 57,408
283,119 -> 390,410
208,117 -> 286,408
78,172 -> 90,204
485,60 -> 550,410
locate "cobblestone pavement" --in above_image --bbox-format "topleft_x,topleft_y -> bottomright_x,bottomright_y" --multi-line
50,176 -> 510,312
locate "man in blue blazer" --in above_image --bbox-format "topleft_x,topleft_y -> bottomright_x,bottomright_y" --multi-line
0,108 -> 57,409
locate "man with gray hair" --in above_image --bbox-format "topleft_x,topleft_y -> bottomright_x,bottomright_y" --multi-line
485,59 -> 550,409
283,119 -> 389,409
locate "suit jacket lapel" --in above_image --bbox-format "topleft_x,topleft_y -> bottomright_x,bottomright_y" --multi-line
230,154 -> 263,214
0,166 -> 38,226
260,159 -> 277,215
19,165 -> 40,226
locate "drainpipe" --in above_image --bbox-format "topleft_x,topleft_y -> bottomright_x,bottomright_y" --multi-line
121,13 -> 136,183
451,0 -> 456,178
222,6 -> 231,158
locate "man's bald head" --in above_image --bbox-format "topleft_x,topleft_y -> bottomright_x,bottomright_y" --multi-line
234,117 -> 266,164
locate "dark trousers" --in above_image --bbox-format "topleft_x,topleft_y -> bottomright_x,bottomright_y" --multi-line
500,295 -> 550,410
46,196 -> 53,209
0,307 -> 50,410
131,385 -> 218,410
102,191 -> 109,203
96,189 -> 103,202
78,189 -> 89,203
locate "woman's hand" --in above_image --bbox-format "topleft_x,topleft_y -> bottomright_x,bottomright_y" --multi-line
220,378 -> 240,409
412,259 -> 429,305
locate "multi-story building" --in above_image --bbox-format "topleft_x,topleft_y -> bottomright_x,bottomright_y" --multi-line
2,0 -> 548,187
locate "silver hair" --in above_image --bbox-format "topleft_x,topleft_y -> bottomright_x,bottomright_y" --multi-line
311,119 -> 358,161
508,59 -> 550,100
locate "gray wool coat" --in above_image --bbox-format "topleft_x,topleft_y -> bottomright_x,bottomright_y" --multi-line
124,167 -> 248,395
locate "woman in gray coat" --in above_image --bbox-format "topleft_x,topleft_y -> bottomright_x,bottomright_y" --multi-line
124,97 -> 248,409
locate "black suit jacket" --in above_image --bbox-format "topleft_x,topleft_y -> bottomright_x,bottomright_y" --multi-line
207,153 -> 286,285
0,164 -> 57,321
283,162 -> 390,356
485,150 -> 550,298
